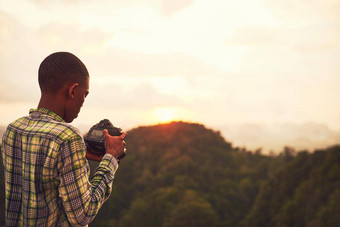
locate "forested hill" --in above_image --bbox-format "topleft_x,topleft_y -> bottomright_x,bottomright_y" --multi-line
0,122 -> 339,226
89,122 -> 340,227
244,146 -> 340,227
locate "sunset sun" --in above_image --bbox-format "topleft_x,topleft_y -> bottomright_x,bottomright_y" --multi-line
153,107 -> 178,124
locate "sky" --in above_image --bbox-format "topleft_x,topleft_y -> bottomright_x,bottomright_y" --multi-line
0,0 -> 340,153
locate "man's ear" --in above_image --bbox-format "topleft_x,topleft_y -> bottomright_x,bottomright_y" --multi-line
68,83 -> 79,98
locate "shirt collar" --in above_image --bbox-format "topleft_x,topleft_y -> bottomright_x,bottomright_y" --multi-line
29,108 -> 65,123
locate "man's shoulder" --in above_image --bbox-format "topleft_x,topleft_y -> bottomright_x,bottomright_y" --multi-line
6,116 -> 83,143
43,119 -> 83,141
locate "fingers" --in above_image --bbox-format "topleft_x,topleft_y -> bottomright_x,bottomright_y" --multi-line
102,129 -> 127,160
102,129 -> 127,139
120,132 -> 127,139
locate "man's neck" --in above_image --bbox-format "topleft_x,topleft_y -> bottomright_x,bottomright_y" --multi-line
38,93 -> 65,120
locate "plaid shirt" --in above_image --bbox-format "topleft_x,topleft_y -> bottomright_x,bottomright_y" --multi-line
1,108 -> 118,226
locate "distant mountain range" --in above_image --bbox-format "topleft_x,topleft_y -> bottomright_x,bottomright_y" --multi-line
217,122 -> 340,153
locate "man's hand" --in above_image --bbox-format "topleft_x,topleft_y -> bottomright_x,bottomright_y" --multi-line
103,129 -> 127,160
85,151 -> 104,162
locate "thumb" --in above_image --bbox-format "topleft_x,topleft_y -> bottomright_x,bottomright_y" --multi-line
102,129 -> 109,138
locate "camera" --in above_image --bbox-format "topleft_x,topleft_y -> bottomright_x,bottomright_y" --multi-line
84,119 -> 126,161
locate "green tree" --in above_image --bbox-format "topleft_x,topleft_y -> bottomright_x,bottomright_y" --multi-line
163,190 -> 220,227
119,187 -> 180,227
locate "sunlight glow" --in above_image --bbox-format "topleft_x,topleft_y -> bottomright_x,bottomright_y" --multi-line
152,107 -> 180,124
0,0 -> 339,153
153,107 -> 176,123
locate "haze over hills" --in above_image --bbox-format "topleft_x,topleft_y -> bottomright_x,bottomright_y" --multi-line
217,122 -> 340,153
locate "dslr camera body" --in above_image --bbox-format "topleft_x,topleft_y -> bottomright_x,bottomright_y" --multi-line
84,119 -> 125,160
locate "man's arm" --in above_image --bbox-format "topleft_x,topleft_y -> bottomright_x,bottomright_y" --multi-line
57,134 -> 122,226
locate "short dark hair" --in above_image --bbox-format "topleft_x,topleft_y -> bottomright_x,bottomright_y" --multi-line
38,52 -> 89,93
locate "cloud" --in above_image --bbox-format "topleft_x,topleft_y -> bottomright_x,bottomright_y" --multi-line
0,6 -> 230,121
0,8 -> 230,124
28,0 -> 196,18
161,0 -> 195,16
30,0 -> 77,4
226,25 -> 340,52
261,0 -> 340,23
81,47 -> 230,123
0,10 -> 40,103
36,22 -> 111,53
85,48 -> 224,79
86,82 -> 182,109
74,40 -> 340,132
0,10 -> 112,103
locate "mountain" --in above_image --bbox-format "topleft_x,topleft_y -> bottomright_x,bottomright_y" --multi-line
90,122 -> 340,227
89,122 -> 284,227
243,146 -> 340,227
1,121 -> 339,227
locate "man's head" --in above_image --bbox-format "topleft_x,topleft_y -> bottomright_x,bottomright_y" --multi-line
39,52 -> 89,94
38,52 -> 90,123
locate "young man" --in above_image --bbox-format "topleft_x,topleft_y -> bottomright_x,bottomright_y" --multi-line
1,52 -> 126,226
